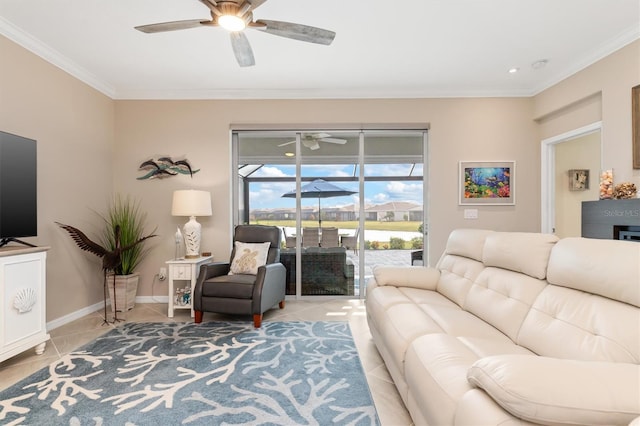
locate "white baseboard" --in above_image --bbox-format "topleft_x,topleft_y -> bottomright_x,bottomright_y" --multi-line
136,295 -> 169,304
46,301 -> 105,331
46,296 -> 170,331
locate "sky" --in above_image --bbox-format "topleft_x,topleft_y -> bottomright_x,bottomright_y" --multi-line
248,163 -> 423,210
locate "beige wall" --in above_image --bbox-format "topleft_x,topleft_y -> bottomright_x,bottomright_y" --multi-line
2,34 -> 638,323
0,36 -> 115,320
113,97 -> 538,296
535,40 -> 640,186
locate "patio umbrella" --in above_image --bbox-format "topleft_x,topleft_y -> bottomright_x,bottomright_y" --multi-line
282,179 -> 357,228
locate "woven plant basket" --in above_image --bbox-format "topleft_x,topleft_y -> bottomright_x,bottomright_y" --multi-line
106,273 -> 139,313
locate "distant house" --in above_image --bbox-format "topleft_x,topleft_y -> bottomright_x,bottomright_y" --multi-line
251,201 -> 423,222
364,201 -> 423,222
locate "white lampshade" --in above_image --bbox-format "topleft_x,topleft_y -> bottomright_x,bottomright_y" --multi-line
171,190 -> 212,217
171,190 -> 212,258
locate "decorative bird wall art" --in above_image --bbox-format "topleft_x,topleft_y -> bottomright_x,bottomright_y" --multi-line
137,157 -> 200,180
56,222 -> 157,324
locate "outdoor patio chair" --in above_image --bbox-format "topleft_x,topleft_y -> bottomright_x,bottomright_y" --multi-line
193,225 -> 286,328
283,228 -> 296,248
321,227 -> 339,248
341,228 -> 359,253
302,227 -> 320,247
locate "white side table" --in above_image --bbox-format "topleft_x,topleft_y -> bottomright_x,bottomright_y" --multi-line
166,256 -> 212,318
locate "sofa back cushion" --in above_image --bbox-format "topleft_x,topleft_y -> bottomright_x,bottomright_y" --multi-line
518,285 -> 639,363
435,229 -> 494,307
441,229 -> 494,262
517,237 -> 640,363
547,237 -> 640,308
459,232 -> 556,340
465,268 -> 548,342
482,232 -> 559,280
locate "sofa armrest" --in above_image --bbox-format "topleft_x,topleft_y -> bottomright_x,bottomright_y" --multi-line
372,265 -> 440,291
467,355 -> 640,425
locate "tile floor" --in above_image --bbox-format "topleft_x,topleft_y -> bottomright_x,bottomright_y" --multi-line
0,300 -> 413,425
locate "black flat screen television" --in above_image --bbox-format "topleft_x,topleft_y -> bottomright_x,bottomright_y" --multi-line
0,131 -> 37,247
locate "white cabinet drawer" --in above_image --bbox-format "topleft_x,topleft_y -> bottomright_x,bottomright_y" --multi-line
172,265 -> 191,280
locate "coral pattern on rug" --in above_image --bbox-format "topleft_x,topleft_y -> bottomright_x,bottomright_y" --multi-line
0,321 -> 379,425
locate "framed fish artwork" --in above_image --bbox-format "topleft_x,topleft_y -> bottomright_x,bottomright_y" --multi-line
459,161 -> 515,205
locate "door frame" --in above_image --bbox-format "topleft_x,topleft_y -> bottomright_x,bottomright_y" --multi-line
540,121 -> 602,234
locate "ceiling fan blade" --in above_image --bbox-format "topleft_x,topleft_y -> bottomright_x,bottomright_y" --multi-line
245,0 -> 268,11
319,137 -> 347,144
311,132 -> 331,138
255,20 -> 336,45
230,32 -> 255,67
277,140 -> 296,147
135,19 -> 208,33
303,139 -> 320,150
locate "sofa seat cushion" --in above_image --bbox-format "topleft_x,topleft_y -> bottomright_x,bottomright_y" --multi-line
406,334 -> 532,426
455,389 -> 540,426
418,302 -> 520,342
202,274 -> 255,298
373,302 -> 447,376
468,355 -> 640,425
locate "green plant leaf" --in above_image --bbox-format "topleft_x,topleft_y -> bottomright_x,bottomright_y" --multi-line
101,194 -> 154,275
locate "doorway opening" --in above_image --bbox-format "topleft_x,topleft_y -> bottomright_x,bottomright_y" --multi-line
541,122 -> 602,236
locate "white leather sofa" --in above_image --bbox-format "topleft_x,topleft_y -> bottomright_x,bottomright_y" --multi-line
366,229 -> 640,425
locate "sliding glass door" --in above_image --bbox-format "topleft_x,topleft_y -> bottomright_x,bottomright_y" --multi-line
233,128 -> 427,299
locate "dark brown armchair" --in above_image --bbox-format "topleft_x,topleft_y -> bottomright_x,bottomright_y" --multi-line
193,225 -> 286,328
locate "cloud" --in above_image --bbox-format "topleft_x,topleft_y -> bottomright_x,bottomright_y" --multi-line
250,181 -> 298,208
255,166 -> 291,178
373,192 -> 389,202
248,165 -> 424,208
385,181 -> 423,201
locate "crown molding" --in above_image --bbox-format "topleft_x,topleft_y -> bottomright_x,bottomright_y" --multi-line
0,16 -> 116,98
2,16 -> 638,101
531,26 -> 640,95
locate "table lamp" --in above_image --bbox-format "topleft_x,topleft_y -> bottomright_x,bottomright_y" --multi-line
171,190 -> 212,258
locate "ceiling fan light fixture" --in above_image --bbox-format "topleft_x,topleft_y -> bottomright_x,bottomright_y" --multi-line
219,14 -> 246,31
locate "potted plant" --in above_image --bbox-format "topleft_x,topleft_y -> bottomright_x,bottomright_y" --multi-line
103,195 -> 156,313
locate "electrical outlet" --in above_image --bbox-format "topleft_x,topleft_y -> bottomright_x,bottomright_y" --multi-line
159,267 -> 167,281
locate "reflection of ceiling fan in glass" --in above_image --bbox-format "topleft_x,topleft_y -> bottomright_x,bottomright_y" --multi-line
277,133 -> 347,151
134,0 -> 336,67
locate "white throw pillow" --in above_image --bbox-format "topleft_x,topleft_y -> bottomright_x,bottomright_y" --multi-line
229,242 -> 270,275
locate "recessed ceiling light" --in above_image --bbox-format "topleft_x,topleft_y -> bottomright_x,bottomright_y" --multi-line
508,67 -> 519,74
284,152 -> 295,157
532,59 -> 549,69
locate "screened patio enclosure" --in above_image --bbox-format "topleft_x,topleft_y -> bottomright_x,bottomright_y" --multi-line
232,128 -> 428,299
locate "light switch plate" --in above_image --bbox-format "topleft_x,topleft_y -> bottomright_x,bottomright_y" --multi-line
464,209 -> 478,219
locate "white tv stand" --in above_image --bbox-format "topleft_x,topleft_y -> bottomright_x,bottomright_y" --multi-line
0,246 -> 50,363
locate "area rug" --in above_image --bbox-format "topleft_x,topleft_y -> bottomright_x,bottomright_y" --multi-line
0,321 -> 379,425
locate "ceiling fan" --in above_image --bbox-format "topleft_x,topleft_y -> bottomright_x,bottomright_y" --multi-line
134,0 -> 336,67
277,133 -> 347,151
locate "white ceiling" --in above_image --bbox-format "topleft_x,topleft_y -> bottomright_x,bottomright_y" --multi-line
1,0 -> 638,100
